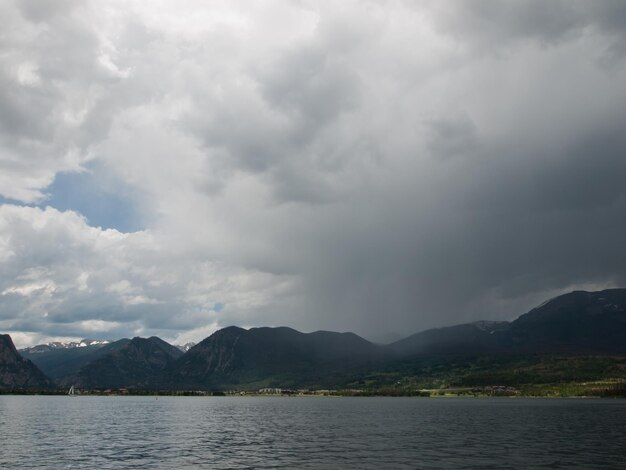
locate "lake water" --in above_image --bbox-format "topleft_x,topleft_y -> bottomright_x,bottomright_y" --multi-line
1,396 -> 625,469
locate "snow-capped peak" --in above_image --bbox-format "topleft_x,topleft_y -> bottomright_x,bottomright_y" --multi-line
175,342 -> 196,352
21,339 -> 110,353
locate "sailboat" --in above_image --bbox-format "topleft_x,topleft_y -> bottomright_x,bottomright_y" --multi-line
68,385 -> 75,396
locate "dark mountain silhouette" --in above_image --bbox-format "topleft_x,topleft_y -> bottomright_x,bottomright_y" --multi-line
391,289 -> 626,357
62,336 -> 183,389
389,321 -> 510,356
163,326 -> 385,389
0,334 -> 53,389
21,339 -> 131,380
507,289 -> 626,353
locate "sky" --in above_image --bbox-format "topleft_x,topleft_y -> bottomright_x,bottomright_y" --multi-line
1,0 -> 626,348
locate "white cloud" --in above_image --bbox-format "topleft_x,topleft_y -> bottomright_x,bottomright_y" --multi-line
0,205 -> 292,346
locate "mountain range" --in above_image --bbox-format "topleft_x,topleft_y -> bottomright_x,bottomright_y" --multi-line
4,288 -> 626,391
60,336 -> 184,389
391,289 -> 626,356
165,326 -> 386,389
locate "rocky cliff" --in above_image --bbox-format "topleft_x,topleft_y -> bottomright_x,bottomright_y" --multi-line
0,334 -> 53,389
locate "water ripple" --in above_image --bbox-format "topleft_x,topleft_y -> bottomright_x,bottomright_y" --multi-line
1,396 -> 626,469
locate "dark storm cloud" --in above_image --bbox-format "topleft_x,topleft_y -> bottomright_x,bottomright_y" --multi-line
432,1 -> 583,45
431,1 -> 626,47
242,1 -> 626,337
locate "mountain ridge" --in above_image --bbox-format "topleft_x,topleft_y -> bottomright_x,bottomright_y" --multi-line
390,288 -> 626,356
61,336 -> 184,389
163,325 -> 386,389
4,288 -> 626,391
21,338 -> 131,380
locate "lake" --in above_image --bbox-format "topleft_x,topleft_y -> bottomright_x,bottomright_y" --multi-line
1,396 -> 625,468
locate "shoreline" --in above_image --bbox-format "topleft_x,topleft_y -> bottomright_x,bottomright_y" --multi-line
2,388 -> 625,399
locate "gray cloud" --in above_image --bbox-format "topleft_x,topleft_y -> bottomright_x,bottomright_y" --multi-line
429,1 -> 626,49
1,1 -> 626,347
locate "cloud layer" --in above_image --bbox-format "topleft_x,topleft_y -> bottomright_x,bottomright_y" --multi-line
1,1 -> 626,346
